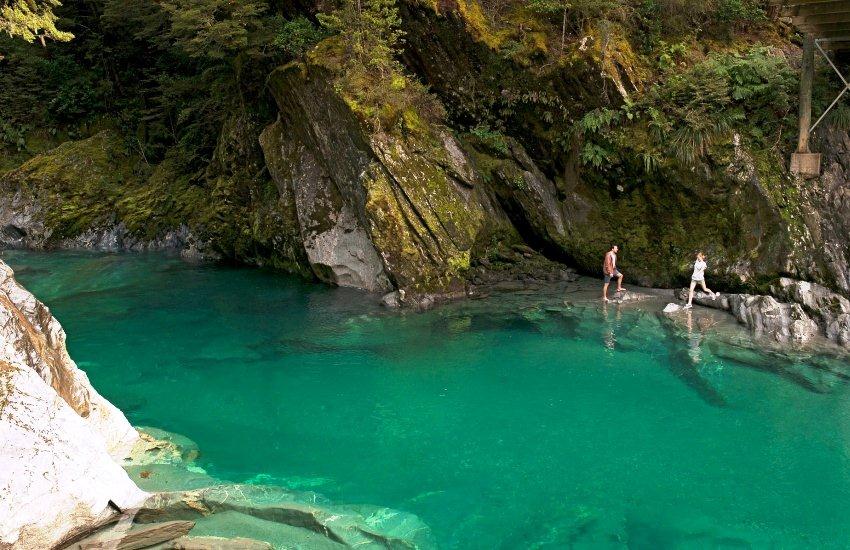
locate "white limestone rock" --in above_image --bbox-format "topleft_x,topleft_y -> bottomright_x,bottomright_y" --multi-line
0,260 -> 147,548
726,295 -> 819,344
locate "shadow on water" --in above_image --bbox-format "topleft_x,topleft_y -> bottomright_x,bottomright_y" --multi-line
656,314 -> 729,408
624,515 -> 751,549
709,341 -> 850,395
663,308 -> 850,397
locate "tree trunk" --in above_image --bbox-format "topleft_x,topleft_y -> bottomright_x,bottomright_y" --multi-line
561,7 -> 566,51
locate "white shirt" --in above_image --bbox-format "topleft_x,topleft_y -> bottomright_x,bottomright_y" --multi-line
692,260 -> 706,281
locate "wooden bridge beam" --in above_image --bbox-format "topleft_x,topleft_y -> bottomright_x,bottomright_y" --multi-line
791,33 -> 822,176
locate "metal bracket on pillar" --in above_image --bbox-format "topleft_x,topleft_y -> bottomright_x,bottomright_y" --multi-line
810,38 -> 850,134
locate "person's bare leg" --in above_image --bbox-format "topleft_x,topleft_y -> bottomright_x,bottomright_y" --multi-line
686,280 -> 696,307
699,280 -> 716,299
616,272 -> 624,292
603,282 -> 610,301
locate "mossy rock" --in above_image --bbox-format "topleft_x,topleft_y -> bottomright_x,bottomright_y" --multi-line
2,130 -> 140,242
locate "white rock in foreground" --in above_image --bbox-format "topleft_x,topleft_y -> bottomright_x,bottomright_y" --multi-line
0,260 -> 147,548
663,303 -> 681,313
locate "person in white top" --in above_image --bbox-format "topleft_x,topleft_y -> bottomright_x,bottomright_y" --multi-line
684,252 -> 718,309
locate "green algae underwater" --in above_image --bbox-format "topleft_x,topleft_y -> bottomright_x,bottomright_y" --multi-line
5,250 -> 850,549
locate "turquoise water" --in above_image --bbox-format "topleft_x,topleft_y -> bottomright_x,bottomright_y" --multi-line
5,250 -> 850,548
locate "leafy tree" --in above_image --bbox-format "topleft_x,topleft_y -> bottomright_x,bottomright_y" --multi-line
315,0 -> 444,130
273,16 -> 325,58
0,0 -> 72,46
318,0 -> 403,78
159,0 -> 268,60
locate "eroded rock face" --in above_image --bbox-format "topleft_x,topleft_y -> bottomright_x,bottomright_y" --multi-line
259,91 -> 394,293
0,260 -> 146,548
801,128 -> 850,293
727,294 -> 819,345
771,277 -> 850,346
0,261 -> 139,454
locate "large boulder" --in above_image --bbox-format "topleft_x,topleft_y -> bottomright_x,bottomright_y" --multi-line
259,118 -> 392,292
0,260 -> 146,548
261,62 -> 500,296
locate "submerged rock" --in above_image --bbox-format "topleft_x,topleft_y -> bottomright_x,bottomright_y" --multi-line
0,260 -> 146,549
380,290 -> 406,308
135,484 -> 434,549
0,259 -> 436,549
66,520 -> 196,550
122,432 -> 436,549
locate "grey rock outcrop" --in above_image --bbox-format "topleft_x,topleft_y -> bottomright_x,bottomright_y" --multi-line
771,277 -> 850,346
380,290 -> 406,308
727,294 -> 819,345
260,63 -> 496,296
676,288 -> 820,345
260,119 -> 392,293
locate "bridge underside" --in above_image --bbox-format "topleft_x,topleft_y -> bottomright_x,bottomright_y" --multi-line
773,1 -> 850,176
776,0 -> 850,51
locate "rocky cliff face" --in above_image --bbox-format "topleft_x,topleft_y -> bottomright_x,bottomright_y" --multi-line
0,0 -> 848,304
0,260 -> 145,548
257,61 -> 580,298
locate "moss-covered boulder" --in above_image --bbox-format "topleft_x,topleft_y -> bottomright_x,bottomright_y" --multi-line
0,130 -> 137,247
262,62 -> 507,296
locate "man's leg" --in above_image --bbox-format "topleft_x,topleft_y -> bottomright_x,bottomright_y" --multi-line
603,281 -> 610,301
616,272 -> 624,292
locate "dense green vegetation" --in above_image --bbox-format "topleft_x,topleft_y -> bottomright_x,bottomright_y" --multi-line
1,0 -> 848,284
0,0 -> 797,169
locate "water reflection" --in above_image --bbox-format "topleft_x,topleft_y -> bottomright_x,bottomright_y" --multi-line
600,301 -> 622,351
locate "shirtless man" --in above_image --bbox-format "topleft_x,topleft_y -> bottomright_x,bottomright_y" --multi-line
602,245 -> 625,302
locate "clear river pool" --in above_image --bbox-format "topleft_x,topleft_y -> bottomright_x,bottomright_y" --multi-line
5,250 -> 850,549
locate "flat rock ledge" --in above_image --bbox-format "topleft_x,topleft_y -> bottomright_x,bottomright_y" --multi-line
116,429 -> 435,550
670,277 -> 850,348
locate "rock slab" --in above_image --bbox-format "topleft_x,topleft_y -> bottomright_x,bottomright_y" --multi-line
0,260 -> 147,549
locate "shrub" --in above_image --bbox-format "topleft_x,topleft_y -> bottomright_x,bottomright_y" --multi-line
273,16 -> 325,57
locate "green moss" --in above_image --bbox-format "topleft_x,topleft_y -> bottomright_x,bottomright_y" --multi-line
3,130 -> 140,239
362,126 -> 488,292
